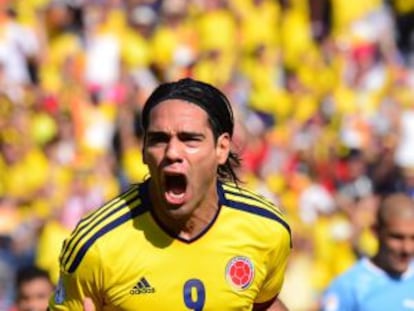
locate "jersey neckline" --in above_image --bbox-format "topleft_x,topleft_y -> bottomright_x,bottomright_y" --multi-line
139,179 -> 224,243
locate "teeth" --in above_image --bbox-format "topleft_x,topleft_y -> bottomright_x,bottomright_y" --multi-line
169,192 -> 185,199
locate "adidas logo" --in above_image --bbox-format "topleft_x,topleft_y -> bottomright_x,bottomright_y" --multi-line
130,277 -> 156,295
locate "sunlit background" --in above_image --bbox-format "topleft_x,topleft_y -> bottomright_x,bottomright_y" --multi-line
1,0 -> 414,310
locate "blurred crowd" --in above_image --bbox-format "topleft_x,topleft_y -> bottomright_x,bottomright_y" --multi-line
1,0 -> 414,310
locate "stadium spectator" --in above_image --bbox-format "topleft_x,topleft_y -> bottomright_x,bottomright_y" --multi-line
320,192 -> 414,311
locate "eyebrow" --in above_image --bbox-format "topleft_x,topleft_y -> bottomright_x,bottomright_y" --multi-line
146,130 -> 206,138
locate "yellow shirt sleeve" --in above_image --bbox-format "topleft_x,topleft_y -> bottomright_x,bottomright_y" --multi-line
254,222 -> 292,303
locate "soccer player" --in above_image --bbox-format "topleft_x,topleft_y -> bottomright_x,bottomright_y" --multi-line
320,192 -> 414,311
48,78 -> 292,310
12,265 -> 54,311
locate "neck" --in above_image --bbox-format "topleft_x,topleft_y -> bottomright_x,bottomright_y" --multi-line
175,205 -> 219,240
371,255 -> 403,278
149,181 -> 219,240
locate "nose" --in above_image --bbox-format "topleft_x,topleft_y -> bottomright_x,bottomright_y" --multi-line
165,137 -> 183,161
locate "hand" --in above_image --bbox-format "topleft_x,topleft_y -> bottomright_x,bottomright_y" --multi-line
83,297 -> 96,311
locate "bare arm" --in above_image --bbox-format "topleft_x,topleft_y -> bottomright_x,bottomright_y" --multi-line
253,297 -> 289,311
83,298 -> 96,311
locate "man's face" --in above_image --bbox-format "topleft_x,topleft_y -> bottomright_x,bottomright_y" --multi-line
17,278 -> 54,311
143,99 -> 230,219
377,216 -> 414,275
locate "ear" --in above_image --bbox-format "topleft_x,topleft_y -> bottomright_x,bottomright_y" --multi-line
216,133 -> 231,165
371,223 -> 380,238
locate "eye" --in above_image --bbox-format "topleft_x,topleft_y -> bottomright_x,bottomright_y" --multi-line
146,133 -> 169,145
179,133 -> 204,146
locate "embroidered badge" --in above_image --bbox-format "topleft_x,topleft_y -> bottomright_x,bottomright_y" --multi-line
324,293 -> 339,311
225,256 -> 254,290
54,277 -> 66,304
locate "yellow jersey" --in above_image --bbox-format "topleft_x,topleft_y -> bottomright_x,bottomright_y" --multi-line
49,180 -> 291,310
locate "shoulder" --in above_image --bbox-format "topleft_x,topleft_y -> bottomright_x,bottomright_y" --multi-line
328,259 -> 368,289
219,182 -> 291,238
59,184 -> 148,273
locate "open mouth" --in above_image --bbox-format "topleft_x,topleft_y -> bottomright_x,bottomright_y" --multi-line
164,173 -> 187,204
